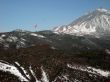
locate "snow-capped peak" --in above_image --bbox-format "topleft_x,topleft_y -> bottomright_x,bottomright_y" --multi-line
53,8 -> 110,37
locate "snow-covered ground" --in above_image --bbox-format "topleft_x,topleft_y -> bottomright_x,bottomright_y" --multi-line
67,64 -> 110,77
0,60 -> 49,82
0,61 -> 28,81
0,60 -> 110,82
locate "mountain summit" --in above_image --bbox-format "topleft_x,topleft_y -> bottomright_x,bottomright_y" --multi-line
53,8 -> 110,37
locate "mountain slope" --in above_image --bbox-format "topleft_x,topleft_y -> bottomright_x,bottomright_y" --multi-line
53,8 -> 110,37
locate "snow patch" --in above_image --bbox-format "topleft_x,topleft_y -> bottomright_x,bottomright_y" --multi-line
51,46 -> 56,50
0,37 -> 4,42
1,34 -> 6,38
6,36 -> 18,42
31,33 -> 46,38
20,41 -> 25,45
4,43 -> 9,48
21,38 -> 26,41
105,49 -> 110,54
0,35 -> 6,42
16,41 -> 26,49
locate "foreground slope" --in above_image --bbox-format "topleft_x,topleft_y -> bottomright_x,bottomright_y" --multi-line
0,44 -> 110,82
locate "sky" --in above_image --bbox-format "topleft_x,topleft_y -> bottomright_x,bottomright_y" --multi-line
0,0 -> 110,32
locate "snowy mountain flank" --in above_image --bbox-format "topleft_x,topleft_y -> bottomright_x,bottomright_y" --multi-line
53,8 -> 110,37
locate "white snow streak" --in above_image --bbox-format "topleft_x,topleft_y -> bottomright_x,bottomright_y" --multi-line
67,64 -> 110,77
31,33 -> 45,38
105,49 -> 110,54
41,67 -> 49,82
15,62 -> 30,79
87,66 -> 110,77
29,66 -> 40,82
0,61 -> 28,82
